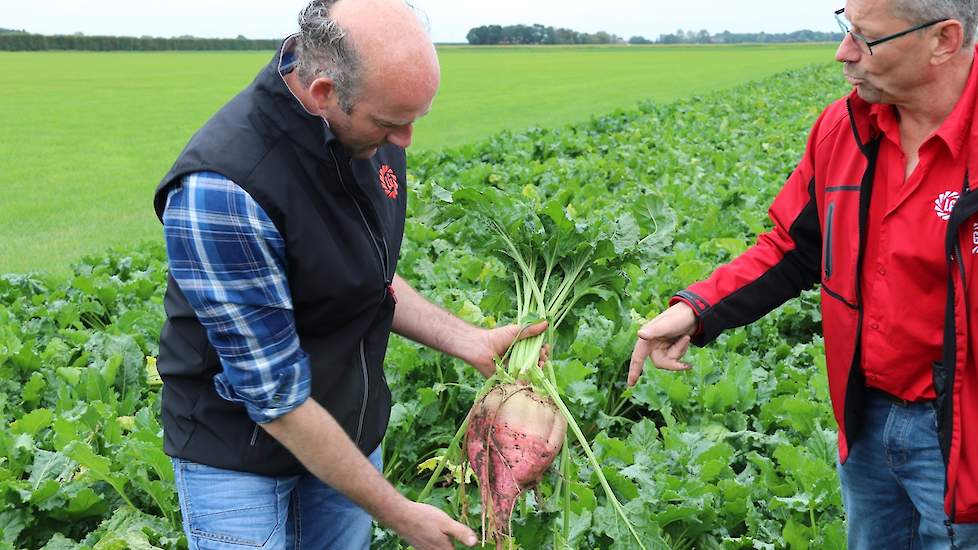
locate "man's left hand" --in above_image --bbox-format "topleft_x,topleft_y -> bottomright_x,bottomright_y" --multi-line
468,321 -> 549,378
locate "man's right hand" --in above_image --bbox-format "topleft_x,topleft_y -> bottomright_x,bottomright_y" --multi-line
627,302 -> 698,386
261,400 -> 476,549
386,500 -> 477,550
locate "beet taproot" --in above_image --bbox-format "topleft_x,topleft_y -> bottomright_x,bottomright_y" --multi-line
465,383 -> 567,545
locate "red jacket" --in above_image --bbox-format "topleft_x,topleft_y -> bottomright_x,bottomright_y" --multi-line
674,87 -> 978,522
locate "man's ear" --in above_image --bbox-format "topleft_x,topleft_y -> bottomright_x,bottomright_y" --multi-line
932,20 -> 965,65
308,77 -> 336,115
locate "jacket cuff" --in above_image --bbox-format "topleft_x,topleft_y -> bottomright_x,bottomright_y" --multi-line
669,290 -> 708,345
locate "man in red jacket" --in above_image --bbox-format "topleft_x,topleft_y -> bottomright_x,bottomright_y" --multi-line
628,1 -> 978,547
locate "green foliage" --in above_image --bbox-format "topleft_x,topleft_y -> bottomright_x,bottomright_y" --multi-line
0,244 -> 180,549
1,61 -> 848,548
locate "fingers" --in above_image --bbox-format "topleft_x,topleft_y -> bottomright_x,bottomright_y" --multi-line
627,338 -> 651,386
652,335 -> 691,372
537,343 -> 551,368
517,320 -> 548,340
669,334 -> 691,359
628,334 -> 692,386
442,517 -> 477,547
401,504 -> 477,550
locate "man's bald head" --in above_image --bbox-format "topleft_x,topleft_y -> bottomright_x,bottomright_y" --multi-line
295,0 -> 439,114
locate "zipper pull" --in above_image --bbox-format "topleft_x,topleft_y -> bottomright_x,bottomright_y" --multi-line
386,281 -> 398,304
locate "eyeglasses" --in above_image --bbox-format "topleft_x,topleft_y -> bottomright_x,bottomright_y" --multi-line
834,8 -> 949,55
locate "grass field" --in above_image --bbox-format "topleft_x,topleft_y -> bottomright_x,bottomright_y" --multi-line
0,43 -> 839,275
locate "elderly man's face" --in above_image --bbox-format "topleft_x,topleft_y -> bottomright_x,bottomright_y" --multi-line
323,68 -> 438,159
835,0 -> 935,104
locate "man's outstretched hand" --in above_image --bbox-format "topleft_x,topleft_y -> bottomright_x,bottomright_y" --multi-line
628,303 -> 697,386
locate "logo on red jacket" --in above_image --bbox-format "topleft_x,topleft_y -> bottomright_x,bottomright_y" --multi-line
379,165 -> 398,199
972,222 -> 978,255
935,191 -> 959,221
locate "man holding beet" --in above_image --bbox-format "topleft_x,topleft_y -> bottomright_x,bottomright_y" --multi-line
153,0 -> 545,548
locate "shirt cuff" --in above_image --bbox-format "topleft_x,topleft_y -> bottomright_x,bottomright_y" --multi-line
213,354 -> 312,424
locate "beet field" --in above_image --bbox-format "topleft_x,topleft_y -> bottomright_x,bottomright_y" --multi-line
0,51 -> 851,548
0,44 -> 834,276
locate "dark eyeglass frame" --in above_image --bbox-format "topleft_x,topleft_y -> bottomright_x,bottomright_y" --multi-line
834,8 -> 949,55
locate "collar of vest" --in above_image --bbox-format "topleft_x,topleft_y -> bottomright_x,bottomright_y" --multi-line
254,35 -> 341,162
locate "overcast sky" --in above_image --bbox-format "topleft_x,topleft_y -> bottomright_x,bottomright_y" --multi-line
4,1 -> 840,43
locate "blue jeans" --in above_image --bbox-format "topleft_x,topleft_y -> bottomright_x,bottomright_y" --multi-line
838,390 -> 978,549
172,446 -> 382,550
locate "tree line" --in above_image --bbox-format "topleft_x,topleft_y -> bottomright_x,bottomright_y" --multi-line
465,24 -> 843,45
0,32 -> 279,51
466,24 -> 621,45
0,26 -> 846,51
654,28 -> 844,44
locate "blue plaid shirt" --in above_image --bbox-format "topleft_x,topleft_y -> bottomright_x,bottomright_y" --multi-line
162,171 -> 310,424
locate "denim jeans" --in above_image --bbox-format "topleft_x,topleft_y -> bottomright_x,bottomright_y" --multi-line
838,390 -> 978,549
172,446 -> 382,549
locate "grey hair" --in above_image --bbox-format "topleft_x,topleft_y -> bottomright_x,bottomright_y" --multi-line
295,0 -> 361,114
890,0 -> 978,47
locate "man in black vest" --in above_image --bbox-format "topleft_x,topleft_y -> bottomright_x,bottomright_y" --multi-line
153,0 -> 546,548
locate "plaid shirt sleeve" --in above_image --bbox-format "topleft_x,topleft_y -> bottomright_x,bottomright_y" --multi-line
161,171 -> 310,424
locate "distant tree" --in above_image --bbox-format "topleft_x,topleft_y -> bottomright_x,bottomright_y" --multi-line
465,27 -> 484,45
552,27 -> 580,44
658,31 -> 682,44
466,24 -> 503,45
628,36 -> 652,44
465,24 -> 616,45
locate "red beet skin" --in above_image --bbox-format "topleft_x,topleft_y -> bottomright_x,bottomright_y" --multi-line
465,383 -> 567,542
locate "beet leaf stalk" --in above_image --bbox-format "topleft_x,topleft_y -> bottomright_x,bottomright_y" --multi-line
487,217 -> 645,549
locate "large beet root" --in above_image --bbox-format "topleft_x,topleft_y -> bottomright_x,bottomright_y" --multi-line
465,383 -> 567,544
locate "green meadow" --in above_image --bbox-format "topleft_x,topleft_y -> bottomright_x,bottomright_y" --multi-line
0,44 -> 838,275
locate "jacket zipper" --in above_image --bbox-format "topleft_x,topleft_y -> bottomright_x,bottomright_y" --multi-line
326,147 -> 394,301
940,176 -> 972,522
325,145 -> 390,447
354,340 -> 369,446
824,202 -> 836,279
250,424 -> 260,446
841,130 -> 880,451
944,217 -> 967,527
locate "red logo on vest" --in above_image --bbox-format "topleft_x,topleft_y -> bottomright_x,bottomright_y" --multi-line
379,165 -> 398,199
